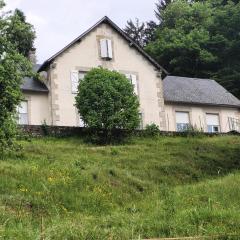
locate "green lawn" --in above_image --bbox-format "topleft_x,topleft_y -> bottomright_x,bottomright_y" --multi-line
0,135 -> 240,239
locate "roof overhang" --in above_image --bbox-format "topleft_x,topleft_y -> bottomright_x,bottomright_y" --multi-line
164,100 -> 240,109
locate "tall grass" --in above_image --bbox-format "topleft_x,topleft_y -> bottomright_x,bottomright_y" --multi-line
0,135 -> 240,239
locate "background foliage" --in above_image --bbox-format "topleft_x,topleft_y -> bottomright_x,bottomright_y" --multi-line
125,0 -> 240,98
0,1 -> 34,152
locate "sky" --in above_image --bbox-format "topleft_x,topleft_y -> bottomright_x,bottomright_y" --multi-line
4,0 -> 158,63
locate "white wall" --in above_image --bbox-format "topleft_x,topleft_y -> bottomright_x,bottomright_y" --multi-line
47,23 -> 165,129
23,92 -> 50,125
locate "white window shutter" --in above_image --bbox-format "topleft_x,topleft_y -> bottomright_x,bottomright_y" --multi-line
131,74 -> 138,95
206,114 -> 219,125
125,74 -> 131,81
125,74 -> 138,95
18,101 -> 28,125
107,39 -> 113,59
176,112 -> 189,124
100,39 -> 108,58
71,71 -> 79,93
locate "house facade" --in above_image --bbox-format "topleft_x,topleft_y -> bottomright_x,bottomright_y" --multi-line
163,76 -> 240,133
19,17 -> 240,133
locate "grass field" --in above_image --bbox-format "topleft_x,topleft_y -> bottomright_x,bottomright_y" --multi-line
0,135 -> 240,239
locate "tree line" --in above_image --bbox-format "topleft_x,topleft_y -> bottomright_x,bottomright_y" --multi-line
124,0 -> 240,99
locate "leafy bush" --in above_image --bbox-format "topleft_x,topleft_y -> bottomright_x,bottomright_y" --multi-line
41,120 -> 49,136
75,68 -> 140,143
144,123 -> 160,137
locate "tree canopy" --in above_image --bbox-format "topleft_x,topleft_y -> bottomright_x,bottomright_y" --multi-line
3,8 -> 35,57
126,0 -> 240,98
75,68 -> 140,142
0,1 -> 33,152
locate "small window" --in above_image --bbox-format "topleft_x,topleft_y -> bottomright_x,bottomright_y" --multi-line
79,116 -> 85,127
206,114 -> 220,133
71,71 -> 86,94
100,39 -> 113,59
176,111 -> 190,132
17,101 -> 28,125
125,74 -> 138,95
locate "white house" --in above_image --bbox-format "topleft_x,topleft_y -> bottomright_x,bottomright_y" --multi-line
19,16 -> 240,133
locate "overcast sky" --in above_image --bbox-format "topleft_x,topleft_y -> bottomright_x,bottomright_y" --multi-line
4,0 -> 158,63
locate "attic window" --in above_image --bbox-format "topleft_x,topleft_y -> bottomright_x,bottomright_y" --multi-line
100,39 -> 113,59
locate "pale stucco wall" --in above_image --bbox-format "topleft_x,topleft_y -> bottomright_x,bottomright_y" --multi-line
47,23 -> 166,129
165,103 -> 240,132
23,92 -> 50,125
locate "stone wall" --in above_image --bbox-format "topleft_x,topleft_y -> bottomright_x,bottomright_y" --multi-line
19,125 -> 239,138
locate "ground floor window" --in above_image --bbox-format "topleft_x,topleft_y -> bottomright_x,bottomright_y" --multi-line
17,101 -> 28,125
71,71 -> 86,94
175,111 -> 190,132
206,113 -> 220,133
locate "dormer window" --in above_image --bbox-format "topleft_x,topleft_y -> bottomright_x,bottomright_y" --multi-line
100,39 -> 113,60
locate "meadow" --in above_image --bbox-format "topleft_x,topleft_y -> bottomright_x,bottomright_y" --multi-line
0,135 -> 240,239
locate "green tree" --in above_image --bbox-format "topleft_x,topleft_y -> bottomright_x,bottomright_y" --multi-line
75,68 -> 140,142
146,0 -> 240,98
124,18 -> 147,47
124,19 -> 159,48
4,8 -> 35,57
155,0 -> 173,22
0,1 -> 32,152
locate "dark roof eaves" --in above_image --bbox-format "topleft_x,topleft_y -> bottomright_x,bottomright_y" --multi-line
21,88 -> 49,93
164,100 -> 240,109
38,16 -> 168,74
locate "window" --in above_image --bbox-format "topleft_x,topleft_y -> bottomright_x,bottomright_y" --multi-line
100,39 -> 113,59
175,111 -> 190,132
125,74 -> 138,95
206,114 -> 220,133
79,116 -> 85,127
17,101 -> 28,125
71,71 -> 85,94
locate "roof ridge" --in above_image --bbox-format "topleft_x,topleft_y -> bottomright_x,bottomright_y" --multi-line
38,16 -> 168,74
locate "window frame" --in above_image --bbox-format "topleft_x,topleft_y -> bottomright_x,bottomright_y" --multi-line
125,73 -> 139,96
17,100 -> 29,125
206,113 -> 221,133
99,38 -> 113,60
71,71 -> 86,94
175,111 -> 190,132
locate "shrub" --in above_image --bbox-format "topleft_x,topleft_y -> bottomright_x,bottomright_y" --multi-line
144,123 -> 160,137
75,68 -> 140,143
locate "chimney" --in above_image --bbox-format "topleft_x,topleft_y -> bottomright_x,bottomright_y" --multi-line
29,47 -> 37,64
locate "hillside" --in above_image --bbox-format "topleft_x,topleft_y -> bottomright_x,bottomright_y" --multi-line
1,135 -> 240,239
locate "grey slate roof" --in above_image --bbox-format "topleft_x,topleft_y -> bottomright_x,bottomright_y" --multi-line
163,76 -> 240,108
21,64 -> 48,92
38,16 -> 168,74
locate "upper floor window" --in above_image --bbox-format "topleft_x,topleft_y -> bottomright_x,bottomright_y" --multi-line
71,71 -> 86,94
100,39 -> 113,60
176,111 -> 190,132
206,113 -> 220,133
17,101 -> 28,125
125,74 -> 138,95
